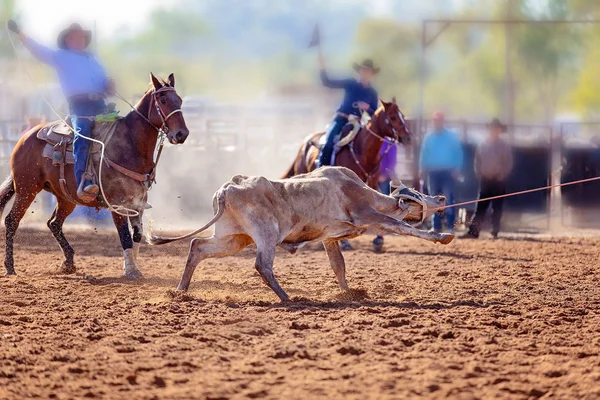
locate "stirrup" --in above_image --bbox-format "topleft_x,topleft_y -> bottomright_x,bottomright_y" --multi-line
77,184 -> 99,204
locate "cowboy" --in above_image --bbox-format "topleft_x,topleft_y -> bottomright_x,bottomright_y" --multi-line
318,55 -> 380,167
461,118 -> 513,239
7,20 -> 114,203
419,111 -> 463,233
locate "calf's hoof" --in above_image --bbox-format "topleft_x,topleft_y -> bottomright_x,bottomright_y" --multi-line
438,233 -> 455,245
123,269 -> 144,280
57,262 -> 76,275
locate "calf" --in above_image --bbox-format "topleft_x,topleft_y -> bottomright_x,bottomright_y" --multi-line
148,167 -> 453,302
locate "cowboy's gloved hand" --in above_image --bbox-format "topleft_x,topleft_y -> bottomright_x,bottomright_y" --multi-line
6,19 -> 20,34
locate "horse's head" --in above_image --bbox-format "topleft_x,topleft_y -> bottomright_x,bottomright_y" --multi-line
148,72 -> 190,145
377,97 -> 411,145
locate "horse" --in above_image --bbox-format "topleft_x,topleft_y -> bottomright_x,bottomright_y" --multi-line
0,72 -> 189,279
282,98 -> 411,251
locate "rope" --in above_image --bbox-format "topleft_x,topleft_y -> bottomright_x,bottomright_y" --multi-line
435,175 -> 600,211
6,27 -> 139,217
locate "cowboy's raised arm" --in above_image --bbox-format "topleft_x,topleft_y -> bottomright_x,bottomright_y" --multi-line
7,19 -> 55,65
319,69 -> 352,89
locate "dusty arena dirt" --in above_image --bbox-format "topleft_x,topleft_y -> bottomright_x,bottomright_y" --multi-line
1,228 -> 600,399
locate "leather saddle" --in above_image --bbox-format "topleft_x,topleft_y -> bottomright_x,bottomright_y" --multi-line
311,120 -> 362,151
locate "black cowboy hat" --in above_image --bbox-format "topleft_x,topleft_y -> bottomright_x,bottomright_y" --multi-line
353,59 -> 380,74
57,23 -> 91,50
487,118 -> 507,133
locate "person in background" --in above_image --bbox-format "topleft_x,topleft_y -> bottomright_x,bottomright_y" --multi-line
419,111 -> 463,233
7,19 -> 115,203
372,138 -> 397,250
377,138 -> 397,195
461,118 -> 513,239
317,54 -> 380,167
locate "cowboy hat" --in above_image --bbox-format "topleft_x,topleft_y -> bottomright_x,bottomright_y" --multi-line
57,23 -> 91,50
487,118 -> 507,133
353,59 -> 380,74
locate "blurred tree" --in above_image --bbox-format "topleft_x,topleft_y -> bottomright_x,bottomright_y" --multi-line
0,0 -> 17,60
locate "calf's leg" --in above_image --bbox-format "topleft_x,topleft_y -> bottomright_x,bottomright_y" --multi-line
177,235 -> 248,291
254,245 -> 289,302
323,240 -> 348,290
357,212 -> 454,244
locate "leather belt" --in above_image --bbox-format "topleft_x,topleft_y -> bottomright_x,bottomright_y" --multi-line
68,93 -> 106,102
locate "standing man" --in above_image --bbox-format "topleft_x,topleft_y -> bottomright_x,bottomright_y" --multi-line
419,111 -> 463,233
318,54 -> 380,167
461,118 -> 513,239
7,20 -> 114,203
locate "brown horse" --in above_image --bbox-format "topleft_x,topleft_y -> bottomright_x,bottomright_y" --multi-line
283,98 -> 411,187
282,98 -> 411,252
0,73 -> 189,278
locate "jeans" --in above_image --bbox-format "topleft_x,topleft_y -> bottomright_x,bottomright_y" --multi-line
69,99 -> 105,187
378,177 -> 391,195
427,170 -> 456,231
319,116 -> 347,166
468,178 -> 506,236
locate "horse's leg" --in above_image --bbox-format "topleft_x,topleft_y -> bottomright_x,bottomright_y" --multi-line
129,212 -> 143,262
111,212 -> 142,279
47,198 -> 77,274
4,191 -> 39,275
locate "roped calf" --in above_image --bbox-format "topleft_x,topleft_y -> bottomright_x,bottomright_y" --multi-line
148,166 -> 454,302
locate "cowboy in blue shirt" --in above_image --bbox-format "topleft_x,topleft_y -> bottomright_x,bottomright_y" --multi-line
318,55 -> 379,167
7,20 -> 114,203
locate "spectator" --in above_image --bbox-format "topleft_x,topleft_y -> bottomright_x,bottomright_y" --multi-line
419,111 -> 463,233
377,138 -> 397,195
461,118 -> 513,239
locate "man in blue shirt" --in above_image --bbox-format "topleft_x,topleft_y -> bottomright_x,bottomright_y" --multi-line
419,111 -> 463,232
8,20 -> 114,203
318,56 -> 380,167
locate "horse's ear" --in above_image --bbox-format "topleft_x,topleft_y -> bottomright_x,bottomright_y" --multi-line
168,73 -> 175,87
391,96 -> 397,105
150,72 -> 162,90
380,99 -> 389,108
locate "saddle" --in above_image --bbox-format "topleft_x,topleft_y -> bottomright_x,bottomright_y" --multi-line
37,119 -> 121,204
311,119 -> 362,151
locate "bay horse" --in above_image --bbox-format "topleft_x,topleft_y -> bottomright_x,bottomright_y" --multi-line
0,73 -> 189,279
283,98 -> 411,251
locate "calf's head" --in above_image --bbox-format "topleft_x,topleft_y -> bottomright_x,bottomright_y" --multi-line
389,178 -> 445,226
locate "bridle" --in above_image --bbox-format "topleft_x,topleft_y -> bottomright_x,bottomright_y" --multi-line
347,105 -> 410,183
147,86 -> 183,135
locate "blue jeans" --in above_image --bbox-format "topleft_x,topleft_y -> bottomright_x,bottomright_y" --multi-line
427,170 -> 456,231
69,99 -> 105,187
319,116 -> 347,166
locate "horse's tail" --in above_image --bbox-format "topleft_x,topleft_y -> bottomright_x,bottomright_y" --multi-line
0,175 -> 15,218
281,158 -> 297,179
146,189 -> 226,245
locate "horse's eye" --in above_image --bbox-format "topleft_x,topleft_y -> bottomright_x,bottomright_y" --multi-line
160,99 -> 167,105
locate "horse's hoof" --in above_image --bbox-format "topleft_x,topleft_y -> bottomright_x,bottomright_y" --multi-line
372,236 -> 384,253
58,262 -> 76,275
340,240 -> 353,251
123,269 -> 144,280
4,270 -> 16,277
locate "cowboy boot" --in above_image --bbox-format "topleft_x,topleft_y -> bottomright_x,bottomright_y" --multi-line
77,172 -> 99,203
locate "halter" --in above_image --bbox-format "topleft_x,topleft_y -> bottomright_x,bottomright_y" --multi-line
147,86 -> 183,135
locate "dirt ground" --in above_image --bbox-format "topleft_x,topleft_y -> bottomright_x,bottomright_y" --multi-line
1,228 -> 599,400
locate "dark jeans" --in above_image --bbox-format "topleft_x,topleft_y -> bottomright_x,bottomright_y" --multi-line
427,170 -> 456,231
69,99 -> 105,186
378,178 -> 391,195
319,116 -> 347,166
468,178 -> 506,236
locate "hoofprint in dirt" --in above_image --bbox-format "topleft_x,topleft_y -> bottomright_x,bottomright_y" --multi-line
1,229 -> 599,399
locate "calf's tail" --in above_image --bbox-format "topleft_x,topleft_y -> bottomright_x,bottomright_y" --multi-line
146,190 -> 225,245
0,175 -> 15,218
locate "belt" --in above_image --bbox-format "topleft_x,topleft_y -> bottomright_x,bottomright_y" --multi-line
68,93 -> 106,102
